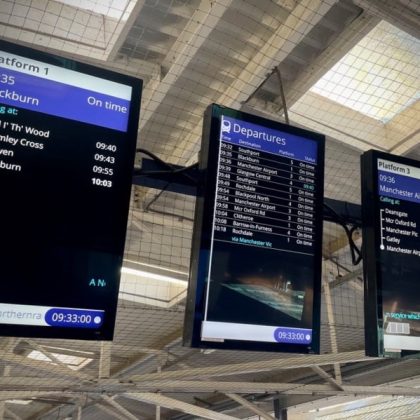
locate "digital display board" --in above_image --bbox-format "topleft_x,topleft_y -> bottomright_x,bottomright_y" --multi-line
0,40 -> 142,340
184,104 -> 325,353
362,150 -> 420,356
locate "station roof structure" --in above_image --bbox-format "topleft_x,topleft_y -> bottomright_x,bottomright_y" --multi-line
0,0 -> 419,418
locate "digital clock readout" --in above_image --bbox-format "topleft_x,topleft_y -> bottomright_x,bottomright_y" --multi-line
274,327 -> 312,344
45,308 -> 104,328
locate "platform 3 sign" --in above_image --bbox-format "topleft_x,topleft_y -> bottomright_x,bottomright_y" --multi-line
362,150 -> 420,356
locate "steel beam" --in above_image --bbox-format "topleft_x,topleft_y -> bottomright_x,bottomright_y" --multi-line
4,408 -> 22,420
139,0 -> 234,131
107,0 -> 147,60
0,351 -> 92,381
328,267 -> 363,290
173,0 -> 335,163
353,0 -> 420,40
99,342 -> 112,379
101,396 -> 139,420
26,340 -> 89,380
97,402 -> 134,420
322,277 -> 343,383
246,13 -> 379,115
226,394 -> 275,420
125,383 -> 420,397
129,350 -> 372,381
311,366 -> 343,390
1,379 -> 420,402
74,405 -> 82,420
125,393 -> 239,420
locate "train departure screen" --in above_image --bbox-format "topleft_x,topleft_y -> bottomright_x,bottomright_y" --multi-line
362,150 -> 420,356
0,40 -> 142,340
184,104 -> 325,353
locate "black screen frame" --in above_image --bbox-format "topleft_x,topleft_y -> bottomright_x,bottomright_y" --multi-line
0,39 -> 142,340
184,104 -> 325,353
362,149 -> 420,357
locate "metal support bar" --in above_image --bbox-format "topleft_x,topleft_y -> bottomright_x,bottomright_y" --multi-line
1,338 -> 19,356
0,393 -> 4,418
101,396 -> 139,420
0,366 -> 11,420
97,402 -> 133,420
133,160 -> 362,224
323,198 -> 362,226
133,159 -> 199,196
0,383 -> 419,399
311,366 -> 343,390
4,408 -> 22,420
156,365 -> 161,420
74,405 -> 82,420
353,0 -> 420,40
129,350 -> 370,382
322,277 -> 343,383
274,399 -> 287,420
328,267 -> 363,290
226,393 -> 275,420
125,393 -> 239,420
99,342 -> 112,379
275,67 -> 289,124
25,339 -> 91,381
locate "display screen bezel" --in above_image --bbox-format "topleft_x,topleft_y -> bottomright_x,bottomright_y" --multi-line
0,39 -> 142,340
184,104 -> 325,353
362,149 -> 420,357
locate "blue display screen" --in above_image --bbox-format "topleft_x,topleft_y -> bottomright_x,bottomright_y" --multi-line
0,58 -> 131,131
220,116 -> 318,163
184,104 -> 325,353
378,170 -> 420,205
0,40 -> 141,340
363,151 -> 420,356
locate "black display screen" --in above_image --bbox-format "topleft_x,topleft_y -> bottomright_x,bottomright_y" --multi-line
362,150 -> 420,356
0,40 -> 142,340
184,104 -> 325,353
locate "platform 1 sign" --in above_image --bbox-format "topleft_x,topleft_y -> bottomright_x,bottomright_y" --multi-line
0,40 -> 142,340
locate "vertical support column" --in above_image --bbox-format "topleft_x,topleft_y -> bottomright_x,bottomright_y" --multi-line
0,365 -> 11,420
226,394 -> 275,420
74,405 -> 82,420
275,67 -> 289,124
323,276 -> 342,383
0,392 -> 4,418
274,399 -> 287,420
156,364 -> 161,420
99,341 -> 112,379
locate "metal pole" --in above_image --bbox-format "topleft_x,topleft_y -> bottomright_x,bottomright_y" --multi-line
274,398 -> 287,420
275,67 -> 289,125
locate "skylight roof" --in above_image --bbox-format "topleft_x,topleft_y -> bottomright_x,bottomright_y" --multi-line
311,21 -> 420,123
56,0 -> 132,20
27,349 -> 93,371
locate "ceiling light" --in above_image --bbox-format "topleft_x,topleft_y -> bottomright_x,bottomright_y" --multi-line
123,259 -> 188,276
6,400 -> 32,405
54,0 -> 132,20
121,267 -> 188,286
27,350 -> 92,371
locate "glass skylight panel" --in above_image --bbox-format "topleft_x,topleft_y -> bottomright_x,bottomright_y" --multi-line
27,350 -> 93,370
56,0 -> 131,20
6,400 -> 32,405
311,21 -> 420,122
